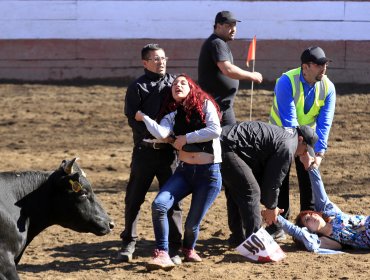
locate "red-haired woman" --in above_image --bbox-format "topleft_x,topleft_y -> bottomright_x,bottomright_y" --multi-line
135,74 -> 222,270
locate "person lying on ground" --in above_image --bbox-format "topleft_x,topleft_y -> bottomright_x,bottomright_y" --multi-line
262,159 -> 370,252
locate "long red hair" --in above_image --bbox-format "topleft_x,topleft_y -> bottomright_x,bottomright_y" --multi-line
156,74 -> 221,122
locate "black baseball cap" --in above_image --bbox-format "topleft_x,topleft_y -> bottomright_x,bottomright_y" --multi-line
296,126 -> 319,157
215,11 -> 241,24
301,46 -> 332,65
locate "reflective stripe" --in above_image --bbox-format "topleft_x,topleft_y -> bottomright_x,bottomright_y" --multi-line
269,115 -> 278,125
269,101 -> 282,126
317,80 -> 326,101
292,74 -> 301,105
271,102 -> 279,117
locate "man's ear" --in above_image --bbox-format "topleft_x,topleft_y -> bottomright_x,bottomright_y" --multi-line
298,135 -> 304,143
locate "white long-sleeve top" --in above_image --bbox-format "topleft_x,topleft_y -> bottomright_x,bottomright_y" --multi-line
142,100 -> 222,163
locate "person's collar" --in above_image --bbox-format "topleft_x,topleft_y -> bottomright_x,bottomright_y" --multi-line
144,68 -> 164,81
300,69 -> 315,87
212,32 -> 226,42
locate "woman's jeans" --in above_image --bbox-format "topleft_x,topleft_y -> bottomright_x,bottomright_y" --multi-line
152,161 -> 222,251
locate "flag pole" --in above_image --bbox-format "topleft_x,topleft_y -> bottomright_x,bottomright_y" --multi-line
246,36 -> 256,121
249,60 -> 255,121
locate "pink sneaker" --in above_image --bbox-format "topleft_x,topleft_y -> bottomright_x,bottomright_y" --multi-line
182,248 -> 202,262
146,249 -> 175,271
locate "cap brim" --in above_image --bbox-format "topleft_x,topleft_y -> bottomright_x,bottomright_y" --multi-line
222,19 -> 241,23
316,57 -> 332,65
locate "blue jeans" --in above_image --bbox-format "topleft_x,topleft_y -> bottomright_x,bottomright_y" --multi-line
152,162 -> 222,251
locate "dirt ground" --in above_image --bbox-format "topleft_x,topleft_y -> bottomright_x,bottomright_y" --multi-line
0,83 -> 369,280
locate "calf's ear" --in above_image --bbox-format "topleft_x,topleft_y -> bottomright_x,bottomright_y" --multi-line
68,173 -> 82,192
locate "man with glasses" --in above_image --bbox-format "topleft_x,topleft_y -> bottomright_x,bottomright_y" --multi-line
118,43 -> 182,264
267,46 -> 336,240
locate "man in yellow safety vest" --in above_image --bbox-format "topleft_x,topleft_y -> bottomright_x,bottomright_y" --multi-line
267,46 -> 336,240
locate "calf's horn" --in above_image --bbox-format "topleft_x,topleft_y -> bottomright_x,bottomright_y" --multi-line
63,157 -> 79,174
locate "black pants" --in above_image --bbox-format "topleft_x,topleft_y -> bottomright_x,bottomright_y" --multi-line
224,154 -> 315,237
120,145 -> 183,252
221,150 -> 262,241
277,156 -> 315,220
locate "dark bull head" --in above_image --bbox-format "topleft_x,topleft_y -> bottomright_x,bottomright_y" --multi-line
52,158 -> 115,236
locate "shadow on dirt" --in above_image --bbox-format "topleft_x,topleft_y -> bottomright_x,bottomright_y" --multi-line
18,240 -> 121,273
17,237 -> 234,273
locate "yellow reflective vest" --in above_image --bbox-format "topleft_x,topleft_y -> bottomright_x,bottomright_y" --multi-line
269,67 -> 329,128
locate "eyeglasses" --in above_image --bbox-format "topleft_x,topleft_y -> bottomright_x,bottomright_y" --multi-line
147,56 -> 168,63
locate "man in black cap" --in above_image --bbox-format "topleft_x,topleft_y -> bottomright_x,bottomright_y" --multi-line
220,121 -> 318,243
198,11 -> 263,246
267,46 -> 336,240
198,11 -> 263,126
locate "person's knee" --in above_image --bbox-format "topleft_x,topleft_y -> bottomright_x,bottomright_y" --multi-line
152,195 -> 171,216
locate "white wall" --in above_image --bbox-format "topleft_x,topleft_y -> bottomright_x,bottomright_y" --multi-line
1,1 -> 370,40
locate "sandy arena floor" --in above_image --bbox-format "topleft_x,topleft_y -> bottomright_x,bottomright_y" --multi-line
0,83 -> 369,280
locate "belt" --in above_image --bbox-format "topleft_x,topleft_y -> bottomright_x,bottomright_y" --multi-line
139,141 -> 170,150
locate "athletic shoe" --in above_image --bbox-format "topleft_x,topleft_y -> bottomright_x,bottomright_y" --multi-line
170,255 -> 182,265
182,248 -> 202,262
146,249 -> 176,271
266,224 -> 286,241
270,229 -> 286,241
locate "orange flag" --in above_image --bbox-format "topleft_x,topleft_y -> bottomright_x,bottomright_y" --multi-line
246,36 -> 256,67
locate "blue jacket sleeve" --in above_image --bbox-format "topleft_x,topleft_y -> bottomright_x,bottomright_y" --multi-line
274,75 -> 299,127
314,80 -> 336,153
308,167 -> 342,215
276,216 -> 321,252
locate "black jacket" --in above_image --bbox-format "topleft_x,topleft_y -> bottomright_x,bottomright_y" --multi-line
124,69 -> 175,145
220,121 -> 298,209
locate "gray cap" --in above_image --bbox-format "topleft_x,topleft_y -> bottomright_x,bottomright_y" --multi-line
215,11 -> 241,24
301,46 -> 332,65
296,126 -> 319,156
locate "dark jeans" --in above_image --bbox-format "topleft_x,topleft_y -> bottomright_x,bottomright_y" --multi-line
220,114 -> 242,241
120,145 -> 182,252
221,150 -> 262,240
277,156 -> 315,220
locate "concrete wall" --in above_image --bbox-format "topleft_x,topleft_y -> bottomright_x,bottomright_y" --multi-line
1,1 -> 369,85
